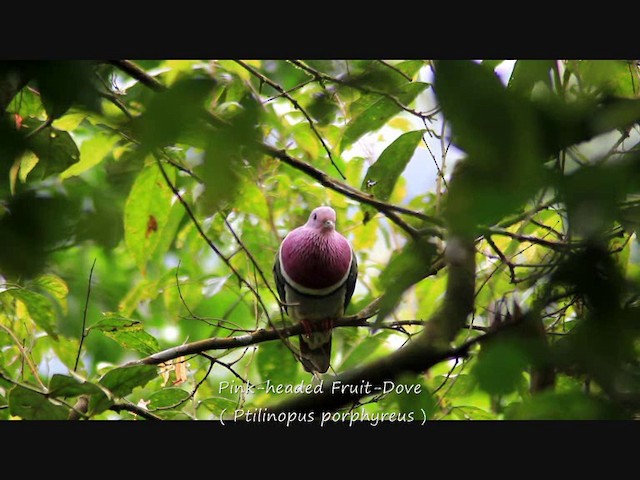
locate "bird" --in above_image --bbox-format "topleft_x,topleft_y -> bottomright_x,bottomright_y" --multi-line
273,206 -> 358,374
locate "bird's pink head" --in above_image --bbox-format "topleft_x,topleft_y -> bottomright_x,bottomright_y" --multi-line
306,206 -> 336,232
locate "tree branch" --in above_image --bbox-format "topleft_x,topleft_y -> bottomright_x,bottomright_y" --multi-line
110,403 -> 161,420
74,258 -> 96,372
125,298 -> 382,367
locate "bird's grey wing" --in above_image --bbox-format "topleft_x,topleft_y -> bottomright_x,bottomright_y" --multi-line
343,250 -> 358,311
273,249 -> 288,313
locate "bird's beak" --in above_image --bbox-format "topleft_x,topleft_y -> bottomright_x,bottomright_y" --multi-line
323,220 -> 335,229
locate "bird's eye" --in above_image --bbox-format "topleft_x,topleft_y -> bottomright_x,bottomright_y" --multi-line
313,213 -> 317,220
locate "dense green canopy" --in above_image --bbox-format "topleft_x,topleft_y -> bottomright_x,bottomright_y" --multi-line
1,60 -> 640,421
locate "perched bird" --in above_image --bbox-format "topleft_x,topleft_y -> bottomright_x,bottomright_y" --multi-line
273,206 -> 358,374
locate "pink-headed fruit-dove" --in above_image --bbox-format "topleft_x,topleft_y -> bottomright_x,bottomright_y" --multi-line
273,206 -> 358,374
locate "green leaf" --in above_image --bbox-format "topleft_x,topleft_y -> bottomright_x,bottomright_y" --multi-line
257,340 -> 299,384
436,60 -> 547,233
381,373 -> 437,418
60,132 -> 119,179
52,112 -> 86,131
197,94 -> 261,213
9,288 -> 58,339
8,386 -> 68,420
90,314 -> 160,356
472,339 -> 529,396
124,163 -> 177,272
433,373 -> 477,398
452,406 -> 497,420
0,394 -> 8,420
48,374 -> 103,397
31,273 -> 69,314
148,388 -> 190,409
21,117 -> 80,180
374,240 -> 437,326
480,60 -> 505,71
361,130 -> 424,223
577,60 -> 640,98
6,87 -> 45,118
394,60 -> 426,79
340,82 -> 428,152
508,60 -> 556,95
505,391 -> 626,420
199,396 -> 238,416
34,61 -> 101,119
339,331 -> 390,370
90,365 -> 158,415
137,77 -> 216,152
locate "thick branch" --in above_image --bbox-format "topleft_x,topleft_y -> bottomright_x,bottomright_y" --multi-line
269,319 -> 517,414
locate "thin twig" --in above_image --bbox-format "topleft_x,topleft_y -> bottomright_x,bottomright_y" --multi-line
377,60 -> 413,81
0,324 -> 46,390
222,214 -> 281,308
485,236 -> 517,284
74,258 -> 96,372
289,60 -> 437,120
235,60 -> 346,180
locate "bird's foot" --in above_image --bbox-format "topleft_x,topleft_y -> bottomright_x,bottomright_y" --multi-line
300,319 -> 334,338
322,318 -> 334,332
301,319 -> 314,339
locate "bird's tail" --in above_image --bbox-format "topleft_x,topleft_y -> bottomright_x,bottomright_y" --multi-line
299,331 -> 331,374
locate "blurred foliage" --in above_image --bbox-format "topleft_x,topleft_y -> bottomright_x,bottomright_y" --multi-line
1,59 -> 640,421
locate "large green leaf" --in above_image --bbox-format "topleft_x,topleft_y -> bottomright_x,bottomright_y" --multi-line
48,374 -> 103,397
20,117 -> 80,181
9,288 -> 58,339
360,130 -> 424,223
0,190 -> 77,278
60,132 -> 119,179
31,273 -> 69,314
124,163 -> 178,272
256,340 -> 299,384
340,82 -> 429,152
148,388 -> 190,409
197,94 -> 261,214
374,240 -> 437,326
471,339 -> 529,396
505,391 -> 626,420
90,314 -> 160,356
346,60 -> 425,96
577,60 -> 640,98
339,331 -> 391,371
8,385 -> 68,420
90,365 -> 158,415
435,60 -> 546,234
33,61 -> 101,119
136,77 -> 216,152
508,60 -> 556,95
6,87 -> 44,118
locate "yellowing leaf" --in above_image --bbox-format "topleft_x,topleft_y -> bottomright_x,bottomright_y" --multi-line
124,163 -> 177,272
52,113 -> 86,131
388,116 -> 415,132
60,133 -> 119,179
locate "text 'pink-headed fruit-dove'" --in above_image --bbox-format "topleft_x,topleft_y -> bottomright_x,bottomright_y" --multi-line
273,206 -> 358,374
